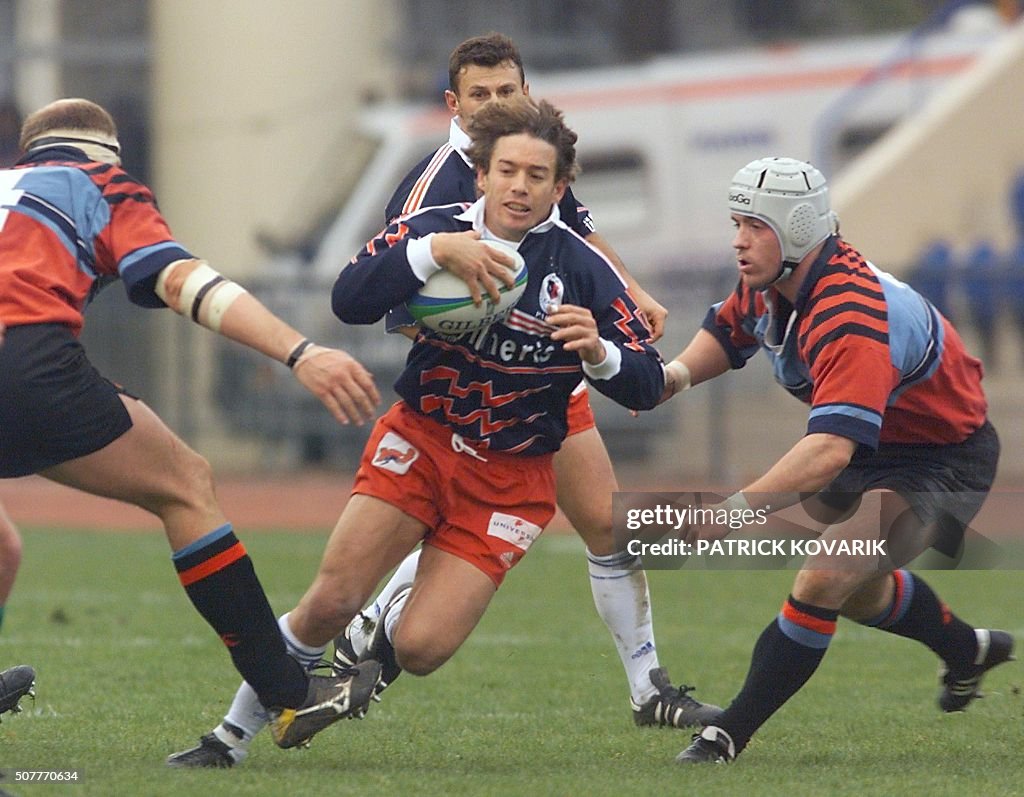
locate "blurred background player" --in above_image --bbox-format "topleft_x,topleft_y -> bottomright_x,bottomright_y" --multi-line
361,32 -> 699,730
0,98 -> 384,750
659,157 -> 1012,764
168,97 -> 715,768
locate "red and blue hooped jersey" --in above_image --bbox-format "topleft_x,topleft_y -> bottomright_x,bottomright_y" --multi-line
704,236 -> 986,447
0,148 -> 190,334
334,199 -> 662,455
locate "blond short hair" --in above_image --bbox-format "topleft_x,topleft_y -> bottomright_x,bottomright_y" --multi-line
19,98 -> 118,151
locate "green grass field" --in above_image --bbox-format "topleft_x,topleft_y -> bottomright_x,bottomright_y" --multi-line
0,529 -> 1021,797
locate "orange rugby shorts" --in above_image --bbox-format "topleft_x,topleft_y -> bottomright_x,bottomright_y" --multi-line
565,382 -> 596,436
353,402 -> 556,586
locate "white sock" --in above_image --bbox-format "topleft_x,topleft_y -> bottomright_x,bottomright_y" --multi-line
586,548 -> 660,705
221,612 -> 326,747
382,587 -> 410,645
350,548 -> 421,657
220,678 -> 264,752
277,611 -> 327,670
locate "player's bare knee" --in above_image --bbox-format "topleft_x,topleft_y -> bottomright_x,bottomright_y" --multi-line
572,518 -> 616,556
792,568 -> 860,608
176,448 -> 217,501
392,626 -> 453,675
393,645 -> 449,676
840,574 -> 894,621
137,446 -> 217,518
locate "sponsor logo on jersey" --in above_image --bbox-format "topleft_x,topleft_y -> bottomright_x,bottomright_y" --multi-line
372,432 -> 419,474
499,550 -> 517,569
486,512 -> 542,551
539,274 -> 565,316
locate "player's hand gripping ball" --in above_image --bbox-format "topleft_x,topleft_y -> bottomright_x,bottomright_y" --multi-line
408,240 -> 527,335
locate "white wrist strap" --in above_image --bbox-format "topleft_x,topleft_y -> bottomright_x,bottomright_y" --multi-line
720,492 -> 751,513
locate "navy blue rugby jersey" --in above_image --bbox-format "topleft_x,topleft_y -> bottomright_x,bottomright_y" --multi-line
333,198 -> 663,455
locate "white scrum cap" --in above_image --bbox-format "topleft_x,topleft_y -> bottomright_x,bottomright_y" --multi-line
728,157 -> 838,279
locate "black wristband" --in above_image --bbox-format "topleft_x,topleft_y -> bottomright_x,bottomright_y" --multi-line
286,338 -> 315,368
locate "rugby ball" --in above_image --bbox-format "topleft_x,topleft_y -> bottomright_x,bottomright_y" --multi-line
408,239 -> 528,334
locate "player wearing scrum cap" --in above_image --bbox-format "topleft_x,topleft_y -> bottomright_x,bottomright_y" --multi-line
0,98 -> 384,750
661,156 -> 1012,764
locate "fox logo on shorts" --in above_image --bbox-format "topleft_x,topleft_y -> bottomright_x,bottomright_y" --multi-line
372,432 -> 419,474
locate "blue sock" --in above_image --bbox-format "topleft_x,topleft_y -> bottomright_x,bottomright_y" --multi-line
861,569 -> 977,670
716,595 -> 838,750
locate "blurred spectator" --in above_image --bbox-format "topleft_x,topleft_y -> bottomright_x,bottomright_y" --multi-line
1011,169 -> 1024,238
962,240 -> 1000,369
1006,238 -> 1024,368
1007,170 -> 1024,368
910,239 -> 955,321
0,100 -> 21,167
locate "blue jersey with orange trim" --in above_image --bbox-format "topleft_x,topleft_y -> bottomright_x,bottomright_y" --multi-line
334,198 -> 662,455
0,147 -> 190,334
703,236 -> 986,447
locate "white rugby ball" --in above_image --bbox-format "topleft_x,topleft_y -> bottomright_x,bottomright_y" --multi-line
408,239 -> 528,334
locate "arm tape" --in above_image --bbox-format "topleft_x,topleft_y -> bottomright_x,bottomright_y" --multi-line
663,360 -> 692,396
155,260 -> 248,332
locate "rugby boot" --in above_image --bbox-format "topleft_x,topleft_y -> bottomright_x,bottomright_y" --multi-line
268,661 -> 382,749
939,629 -> 1015,712
632,667 -> 722,728
0,665 -> 35,718
676,725 -> 737,764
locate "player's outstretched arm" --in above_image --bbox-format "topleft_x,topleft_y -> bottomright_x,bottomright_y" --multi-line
155,258 -> 380,425
660,330 -> 733,404
726,432 -> 857,518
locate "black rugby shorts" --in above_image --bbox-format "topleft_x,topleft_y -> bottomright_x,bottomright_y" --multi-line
0,323 -> 134,477
816,421 -> 1000,557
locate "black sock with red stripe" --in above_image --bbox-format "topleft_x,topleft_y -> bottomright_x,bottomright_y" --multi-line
715,595 -> 838,751
861,569 -> 978,671
173,524 -> 307,708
